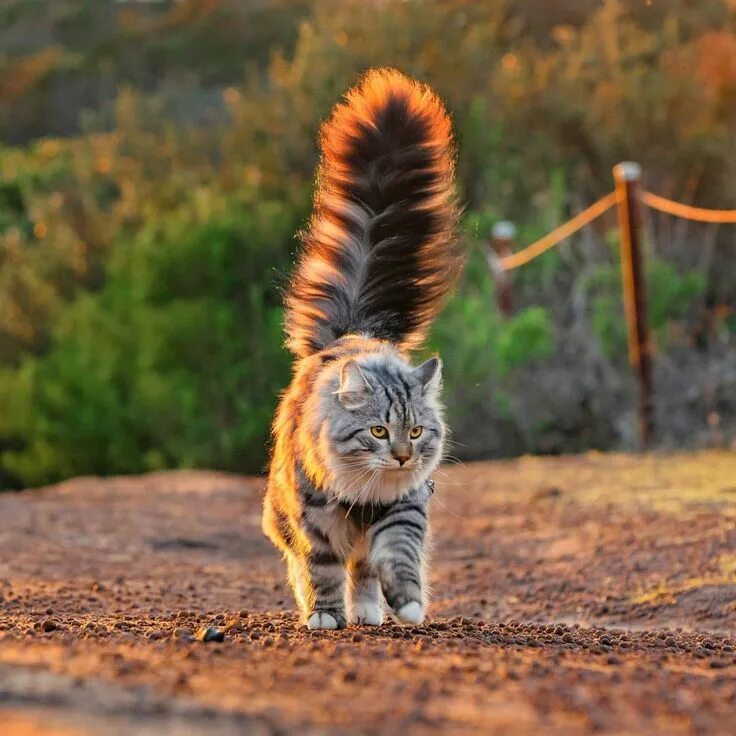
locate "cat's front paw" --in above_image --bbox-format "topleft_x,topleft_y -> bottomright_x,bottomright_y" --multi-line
307,610 -> 347,630
395,601 -> 425,625
351,602 -> 383,626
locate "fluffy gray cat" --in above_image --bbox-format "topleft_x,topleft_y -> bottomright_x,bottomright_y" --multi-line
262,68 -> 463,629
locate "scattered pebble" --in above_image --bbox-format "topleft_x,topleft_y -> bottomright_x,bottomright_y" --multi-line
196,626 -> 225,643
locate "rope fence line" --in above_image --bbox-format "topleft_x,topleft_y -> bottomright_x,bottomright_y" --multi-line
496,190 -> 736,273
487,160 -> 735,449
498,191 -> 619,271
641,191 -> 736,224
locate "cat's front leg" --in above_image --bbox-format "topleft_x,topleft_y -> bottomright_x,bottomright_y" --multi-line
349,558 -> 383,626
368,496 -> 428,625
294,544 -> 348,630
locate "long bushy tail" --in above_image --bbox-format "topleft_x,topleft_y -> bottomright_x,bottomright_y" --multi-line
284,68 -> 462,358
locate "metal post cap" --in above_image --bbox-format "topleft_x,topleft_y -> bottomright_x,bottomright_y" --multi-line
491,221 -> 516,239
613,162 -> 641,182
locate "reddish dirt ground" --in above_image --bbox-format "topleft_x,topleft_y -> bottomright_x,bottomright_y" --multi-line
1,451 -> 736,734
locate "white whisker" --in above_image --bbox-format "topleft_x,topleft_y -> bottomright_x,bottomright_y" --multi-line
431,467 -> 472,488
431,491 -> 470,520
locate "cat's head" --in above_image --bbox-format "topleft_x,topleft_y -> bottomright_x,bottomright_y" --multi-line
322,355 -> 445,503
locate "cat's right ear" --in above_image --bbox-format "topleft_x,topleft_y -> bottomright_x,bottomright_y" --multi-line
336,360 -> 373,409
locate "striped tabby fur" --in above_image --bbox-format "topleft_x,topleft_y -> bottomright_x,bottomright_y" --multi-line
263,69 -> 462,629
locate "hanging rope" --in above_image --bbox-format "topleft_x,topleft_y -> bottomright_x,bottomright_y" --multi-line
499,191 -> 618,271
491,163 -> 736,449
641,192 -> 736,224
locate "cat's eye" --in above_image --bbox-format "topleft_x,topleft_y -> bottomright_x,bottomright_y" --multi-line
370,425 -> 388,439
409,426 -> 423,439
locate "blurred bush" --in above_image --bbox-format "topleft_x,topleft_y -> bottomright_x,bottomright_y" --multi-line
1,0 -> 735,487
0,195 -> 299,486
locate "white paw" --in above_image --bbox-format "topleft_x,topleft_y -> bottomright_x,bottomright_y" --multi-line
396,601 -> 425,625
351,602 -> 383,626
307,611 -> 338,630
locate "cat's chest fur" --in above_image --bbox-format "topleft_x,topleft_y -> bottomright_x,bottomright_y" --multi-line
338,498 -> 397,531
299,475 -> 433,560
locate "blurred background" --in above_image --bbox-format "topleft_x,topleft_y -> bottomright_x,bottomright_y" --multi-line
0,0 -> 734,490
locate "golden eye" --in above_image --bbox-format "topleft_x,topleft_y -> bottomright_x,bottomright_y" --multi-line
409,426 -> 423,439
370,425 -> 388,439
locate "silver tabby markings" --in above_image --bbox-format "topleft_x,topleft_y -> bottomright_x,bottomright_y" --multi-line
262,68 -> 463,629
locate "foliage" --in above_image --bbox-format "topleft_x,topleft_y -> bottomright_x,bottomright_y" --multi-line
1,0 -> 735,486
0,194 -> 300,486
428,244 -> 554,397
585,236 -> 707,357
0,0 -> 311,143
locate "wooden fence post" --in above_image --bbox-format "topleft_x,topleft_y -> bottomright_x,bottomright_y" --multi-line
487,221 -> 516,316
613,162 -> 654,448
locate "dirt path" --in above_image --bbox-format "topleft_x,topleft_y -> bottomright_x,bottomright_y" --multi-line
1,452 -> 736,734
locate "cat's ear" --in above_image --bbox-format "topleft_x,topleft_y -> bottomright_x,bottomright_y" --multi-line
413,357 -> 442,395
336,360 -> 373,409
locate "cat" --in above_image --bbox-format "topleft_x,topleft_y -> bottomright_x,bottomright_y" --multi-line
262,68 -> 463,629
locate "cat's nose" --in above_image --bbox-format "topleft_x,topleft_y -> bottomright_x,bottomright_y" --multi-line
391,446 -> 411,466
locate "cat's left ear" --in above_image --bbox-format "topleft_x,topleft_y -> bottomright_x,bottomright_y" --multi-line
336,360 -> 373,409
413,357 -> 442,395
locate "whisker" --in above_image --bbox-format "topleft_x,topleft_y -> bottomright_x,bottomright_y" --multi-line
441,454 -> 466,467
361,468 -> 379,506
368,469 -> 380,505
340,466 -> 373,500
344,494 -> 361,519
431,467 -> 472,488
430,491 -> 470,520
443,438 -> 468,448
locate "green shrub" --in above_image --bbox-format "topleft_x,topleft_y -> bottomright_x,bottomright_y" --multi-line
427,241 -> 555,425
1,0 -> 734,486
585,235 -> 706,356
0,195 -> 300,486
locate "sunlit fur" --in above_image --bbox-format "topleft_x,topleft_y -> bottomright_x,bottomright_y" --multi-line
285,335 -> 443,504
263,69 -> 462,628
284,68 -> 461,358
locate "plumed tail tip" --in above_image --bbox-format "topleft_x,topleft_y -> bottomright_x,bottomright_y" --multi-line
284,68 -> 463,358
321,67 -> 455,180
